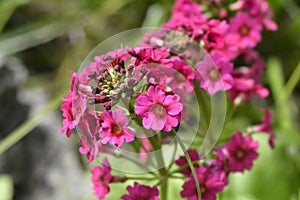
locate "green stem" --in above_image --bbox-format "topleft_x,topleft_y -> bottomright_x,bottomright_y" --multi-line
148,132 -> 168,200
169,160 -> 200,175
118,153 -> 158,177
281,61 -> 300,103
177,135 -> 202,200
126,176 -> 156,181
0,89 -> 67,155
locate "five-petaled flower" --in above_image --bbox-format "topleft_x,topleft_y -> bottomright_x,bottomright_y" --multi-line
100,108 -> 135,148
122,182 -> 160,200
135,85 -> 183,132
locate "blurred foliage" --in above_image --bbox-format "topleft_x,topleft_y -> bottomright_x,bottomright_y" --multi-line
0,0 -> 299,199
0,174 -> 13,200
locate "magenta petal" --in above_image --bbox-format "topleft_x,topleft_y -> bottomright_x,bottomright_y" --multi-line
136,95 -> 152,106
142,116 -> 152,129
134,106 -> 149,116
112,108 -> 128,126
124,128 -> 135,142
149,112 -> 166,131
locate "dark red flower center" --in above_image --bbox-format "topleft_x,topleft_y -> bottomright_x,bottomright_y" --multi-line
99,175 -> 106,184
239,25 -> 250,36
150,103 -> 167,118
200,185 -> 206,194
111,122 -> 123,137
235,149 -> 246,160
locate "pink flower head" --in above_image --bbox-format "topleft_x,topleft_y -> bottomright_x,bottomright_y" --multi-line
175,149 -> 200,176
232,0 -> 278,31
78,110 -> 100,163
233,50 -> 265,83
229,12 -> 262,49
220,132 -> 259,173
180,167 -> 227,200
230,77 -> 269,102
146,67 -> 167,85
60,91 -> 75,137
196,53 -> 233,95
212,148 -> 231,175
253,108 -> 275,148
91,158 -> 113,200
135,85 -> 183,132
79,135 -> 100,164
122,182 -> 159,200
100,108 -> 135,148
203,20 -> 229,52
163,0 -> 207,40
60,72 -> 87,137
168,56 -> 195,93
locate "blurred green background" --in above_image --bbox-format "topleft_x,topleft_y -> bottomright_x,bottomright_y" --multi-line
0,0 -> 299,199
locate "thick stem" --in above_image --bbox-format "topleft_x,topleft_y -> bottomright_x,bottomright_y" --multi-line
148,133 -> 168,200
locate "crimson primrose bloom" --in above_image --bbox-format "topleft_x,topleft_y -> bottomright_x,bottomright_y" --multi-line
196,52 -> 233,95
91,158 -> 114,200
122,182 -> 159,200
99,108 -> 135,148
215,132 -> 259,173
253,108 -> 275,148
175,149 -> 201,176
134,85 -> 183,132
60,72 -> 87,137
229,12 -> 262,50
180,167 -> 227,200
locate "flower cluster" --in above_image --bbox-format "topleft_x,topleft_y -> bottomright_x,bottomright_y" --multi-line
175,132 -> 260,199
59,0 -> 277,199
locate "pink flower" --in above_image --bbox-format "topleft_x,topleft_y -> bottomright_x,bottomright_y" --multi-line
122,182 -> 159,200
135,85 -> 183,132
79,135 -> 100,164
139,136 -> 152,163
180,167 -> 227,200
100,108 -> 135,148
229,77 -> 269,102
175,149 -> 200,176
163,0 -> 207,40
196,53 -> 233,95
253,108 -> 275,148
233,50 -> 265,83
216,132 -> 259,173
232,0 -> 278,31
203,20 -> 229,52
78,110 -> 100,163
91,158 -> 114,200
60,91 -> 75,137
168,56 -> 195,93
229,12 -> 262,49
60,72 -> 87,137
146,68 -> 167,85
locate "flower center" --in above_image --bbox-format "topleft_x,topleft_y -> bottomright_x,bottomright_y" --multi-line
200,185 -> 206,194
111,122 -> 123,137
240,25 -> 250,36
235,149 -> 246,160
135,197 -> 148,200
100,175 -> 106,184
207,68 -> 220,81
150,103 -> 166,118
